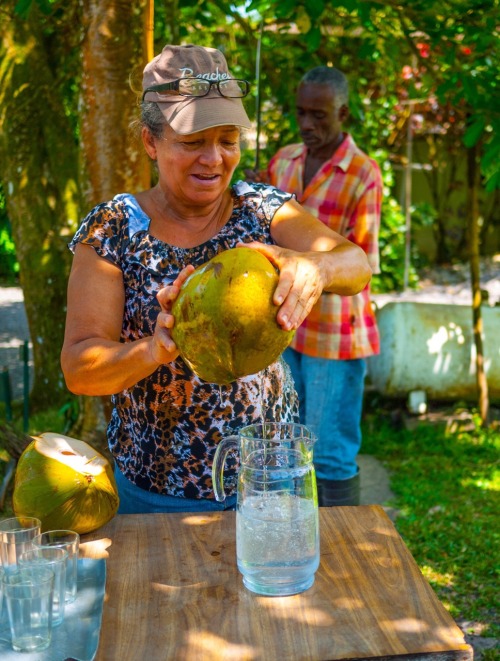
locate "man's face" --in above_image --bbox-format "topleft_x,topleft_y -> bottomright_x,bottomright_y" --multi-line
296,82 -> 346,152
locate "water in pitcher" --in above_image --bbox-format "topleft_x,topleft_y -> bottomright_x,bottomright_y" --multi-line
212,415 -> 319,596
236,489 -> 319,596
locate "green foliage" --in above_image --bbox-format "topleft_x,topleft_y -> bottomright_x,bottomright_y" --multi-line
253,0 -> 499,193
233,147 -> 258,184
482,133 -> 500,193
362,409 -> 500,635
411,201 -> 437,229
0,185 -> 19,283
370,152 -> 423,293
14,0 -> 53,19
371,194 -> 409,293
0,396 -> 78,439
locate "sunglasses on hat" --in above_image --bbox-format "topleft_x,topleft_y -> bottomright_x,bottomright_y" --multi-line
142,77 -> 250,102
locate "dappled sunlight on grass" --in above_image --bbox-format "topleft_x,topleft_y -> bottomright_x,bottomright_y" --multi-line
420,565 -> 455,589
460,475 -> 499,491
361,407 -> 499,638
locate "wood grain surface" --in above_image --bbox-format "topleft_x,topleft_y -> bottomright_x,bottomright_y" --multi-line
80,506 -> 472,661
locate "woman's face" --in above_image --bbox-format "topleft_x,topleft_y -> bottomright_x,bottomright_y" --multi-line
146,123 -> 241,208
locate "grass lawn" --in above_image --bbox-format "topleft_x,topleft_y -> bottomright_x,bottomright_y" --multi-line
362,399 -> 499,657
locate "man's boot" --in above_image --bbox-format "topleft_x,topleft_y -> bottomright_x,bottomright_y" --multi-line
316,471 -> 360,506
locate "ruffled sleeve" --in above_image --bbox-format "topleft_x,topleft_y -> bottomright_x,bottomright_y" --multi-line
233,181 -> 294,222
68,198 -> 130,267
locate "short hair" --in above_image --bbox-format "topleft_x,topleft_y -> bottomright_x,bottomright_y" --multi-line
141,102 -> 166,138
301,67 -> 349,108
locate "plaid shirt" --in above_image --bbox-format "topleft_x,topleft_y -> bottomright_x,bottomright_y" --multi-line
268,134 -> 382,359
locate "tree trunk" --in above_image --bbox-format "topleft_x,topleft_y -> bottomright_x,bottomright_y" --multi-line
75,0 -> 151,444
80,0 -> 151,204
0,423 -> 33,461
144,0 -> 155,61
467,141 -> 489,426
0,5 -> 81,410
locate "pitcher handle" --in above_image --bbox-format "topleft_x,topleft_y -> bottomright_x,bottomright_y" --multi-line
212,435 -> 239,502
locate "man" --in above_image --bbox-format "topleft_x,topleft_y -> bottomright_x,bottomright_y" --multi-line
253,66 -> 382,505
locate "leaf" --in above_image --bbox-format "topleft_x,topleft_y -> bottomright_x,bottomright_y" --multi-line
485,169 -> 500,193
304,0 -> 325,20
337,0 -> 364,13
296,6 -> 312,34
463,116 -> 485,147
247,0 -> 273,13
357,2 -> 374,24
460,75 -> 479,104
274,0 -> 297,18
480,137 -> 500,170
14,0 -> 33,18
305,26 -> 322,52
436,79 -> 458,97
357,39 -> 379,58
36,0 -> 53,15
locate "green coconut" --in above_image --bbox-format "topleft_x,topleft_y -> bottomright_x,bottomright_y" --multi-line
13,433 -> 119,535
171,246 -> 295,384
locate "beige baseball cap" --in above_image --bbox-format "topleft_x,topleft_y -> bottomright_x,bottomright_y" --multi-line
142,44 -> 252,135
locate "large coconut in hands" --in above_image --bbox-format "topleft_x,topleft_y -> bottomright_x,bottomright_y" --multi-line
13,433 -> 119,534
171,247 -> 295,384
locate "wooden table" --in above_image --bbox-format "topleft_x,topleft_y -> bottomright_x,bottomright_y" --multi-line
80,506 -> 472,661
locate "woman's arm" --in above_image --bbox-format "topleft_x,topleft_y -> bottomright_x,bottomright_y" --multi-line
61,244 -> 191,396
245,198 -> 372,331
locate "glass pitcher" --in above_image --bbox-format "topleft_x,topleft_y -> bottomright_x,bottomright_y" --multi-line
212,422 -> 319,596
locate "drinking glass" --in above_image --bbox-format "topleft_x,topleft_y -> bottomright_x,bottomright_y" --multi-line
19,546 -> 67,626
0,516 -> 41,573
33,530 -> 79,603
0,565 -> 5,625
2,566 -> 55,652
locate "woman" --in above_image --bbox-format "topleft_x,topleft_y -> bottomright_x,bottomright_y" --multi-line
61,44 -> 372,514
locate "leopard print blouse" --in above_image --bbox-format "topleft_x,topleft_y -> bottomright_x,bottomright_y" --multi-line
69,182 -> 299,499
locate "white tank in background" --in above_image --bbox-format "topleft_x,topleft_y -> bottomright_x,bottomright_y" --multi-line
367,301 -> 500,403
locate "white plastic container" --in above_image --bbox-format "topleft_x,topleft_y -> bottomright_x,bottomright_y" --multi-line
367,302 -> 500,402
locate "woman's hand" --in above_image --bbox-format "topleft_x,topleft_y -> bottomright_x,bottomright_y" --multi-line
153,265 -> 195,363
237,242 -> 328,331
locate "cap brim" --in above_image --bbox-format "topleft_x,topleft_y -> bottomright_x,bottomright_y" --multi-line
157,95 -> 251,135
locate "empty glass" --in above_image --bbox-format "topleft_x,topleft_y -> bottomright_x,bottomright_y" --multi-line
19,546 -> 67,626
33,530 -> 79,604
0,565 -> 5,625
0,516 -> 41,573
